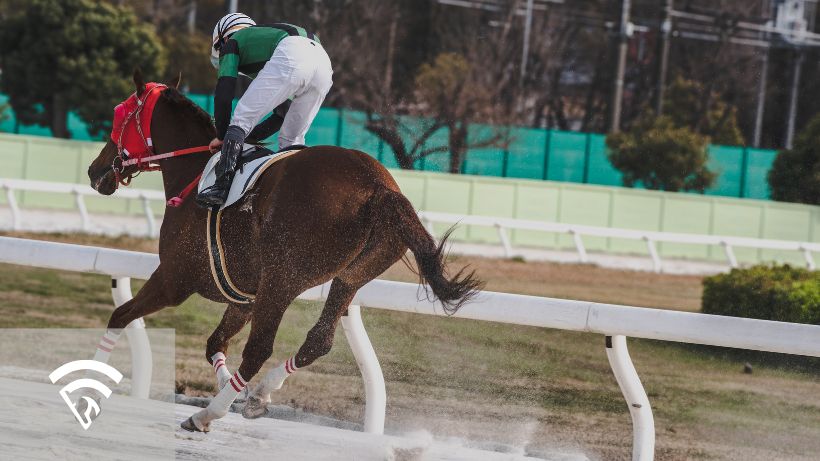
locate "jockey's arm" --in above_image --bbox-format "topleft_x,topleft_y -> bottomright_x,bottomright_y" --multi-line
213,39 -> 241,141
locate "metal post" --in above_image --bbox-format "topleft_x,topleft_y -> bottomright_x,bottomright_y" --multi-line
610,0 -> 632,132
520,0 -> 535,85
644,237 -> 662,273
187,1 -> 197,34
111,277 -> 153,399
801,247 -> 816,270
495,224 -> 513,258
721,241 -> 738,268
74,191 -> 90,232
654,0 -> 672,115
605,335 -> 655,461
785,50 -> 804,150
227,0 -> 238,14
141,195 -> 157,238
5,186 -> 21,230
570,230 -> 588,263
340,305 -> 386,434
753,47 -> 769,147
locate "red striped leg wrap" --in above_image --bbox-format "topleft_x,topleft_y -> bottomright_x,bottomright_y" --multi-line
284,357 -> 298,375
97,330 -> 120,353
229,371 -> 246,393
211,352 -> 227,372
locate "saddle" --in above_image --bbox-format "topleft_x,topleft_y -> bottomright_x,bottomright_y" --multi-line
203,144 -> 306,304
198,144 -> 306,211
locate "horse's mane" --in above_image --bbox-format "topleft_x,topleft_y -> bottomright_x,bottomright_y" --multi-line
159,87 -> 217,137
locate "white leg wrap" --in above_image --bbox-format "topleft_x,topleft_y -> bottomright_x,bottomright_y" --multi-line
211,352 -> 232,390
192,370 -> 247,430
92,330 -> 122,363
251,357 -> 298,401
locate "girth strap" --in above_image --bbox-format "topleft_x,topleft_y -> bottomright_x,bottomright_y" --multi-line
207,209 -> 255,304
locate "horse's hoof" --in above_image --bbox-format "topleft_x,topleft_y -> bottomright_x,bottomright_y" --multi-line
241,396 -> 268,419
181,416 -> 209,433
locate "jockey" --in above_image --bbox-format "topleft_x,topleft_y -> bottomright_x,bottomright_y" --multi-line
196,13 -> 333,208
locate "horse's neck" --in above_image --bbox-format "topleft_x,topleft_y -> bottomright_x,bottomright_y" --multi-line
160,152 -> 212,201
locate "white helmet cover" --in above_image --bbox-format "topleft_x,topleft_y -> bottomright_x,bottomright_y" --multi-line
211,13 -> 256,68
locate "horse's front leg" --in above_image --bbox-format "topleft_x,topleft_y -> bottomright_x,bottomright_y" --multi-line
81,270 -> 190,415
182,270 -> 295,433
205,303 -> 252,395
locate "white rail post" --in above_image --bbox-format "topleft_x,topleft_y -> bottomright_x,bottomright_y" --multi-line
570,229 -> 588,263
721,241 -> 738,269
141,195 -> 157,237
340,304 -> 386,434
74,190 -> 91,232
111,277 -> 153,399
5,185 -> 22,230
605,335 -> 655,461
644,237 -> 662,273
495,223 -> 513,258
800,246 -> 816,270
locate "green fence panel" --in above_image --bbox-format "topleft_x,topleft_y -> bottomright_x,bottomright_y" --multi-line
555,184 -> 611,250
658,196 -> 712,260
609,190 -> 663,255
468,178 -> 515,242
306,108 -> 340,146
586,134 -> 623,186
463,124 -> 505,177
706,145 -> 743,197
340,110 -> 382,155
711,199 -> 765,263
547,130 -> 586,183
415,123 -> 450,173
760,205 -> 812,264
744,148 -> 775,199
506,127 -> 547,180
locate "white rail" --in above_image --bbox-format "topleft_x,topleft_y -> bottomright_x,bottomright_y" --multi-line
0,178 -> 165,237
2,237 -> 819,460
419,211 -> 820,272
4,179 -> 818,272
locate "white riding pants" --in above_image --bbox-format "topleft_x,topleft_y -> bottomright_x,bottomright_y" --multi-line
231,36 -> 333,149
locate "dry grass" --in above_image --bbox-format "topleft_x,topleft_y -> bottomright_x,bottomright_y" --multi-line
1,231 -> 818,460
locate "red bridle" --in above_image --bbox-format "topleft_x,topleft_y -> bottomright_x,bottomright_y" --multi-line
110,84 -> 211,205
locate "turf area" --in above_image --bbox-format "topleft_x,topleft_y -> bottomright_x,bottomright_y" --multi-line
1,231 -> 818,460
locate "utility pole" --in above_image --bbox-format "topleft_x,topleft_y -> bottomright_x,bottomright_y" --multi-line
654,0 -> 672,115
610,0 -> 631,132
752,45 -> 769,147
785,49 -> 804,149
187,0 -> 197,34
520,0 -> 535,86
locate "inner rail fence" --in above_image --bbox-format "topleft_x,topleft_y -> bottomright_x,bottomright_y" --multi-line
1,236 -> 818,461
3,178 -> 818,273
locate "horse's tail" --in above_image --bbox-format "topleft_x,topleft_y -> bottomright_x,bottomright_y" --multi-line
370,186 -> 484,315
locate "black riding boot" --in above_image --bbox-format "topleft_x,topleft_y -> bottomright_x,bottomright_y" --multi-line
196,127 -> 245,208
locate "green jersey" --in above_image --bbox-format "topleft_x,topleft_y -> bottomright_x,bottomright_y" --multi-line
214,24 -> 318,138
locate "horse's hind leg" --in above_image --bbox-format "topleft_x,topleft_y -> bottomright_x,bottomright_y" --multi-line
244,234 -> 405,418
206,303 -> 252,392
182,267 -> 299,432
242,277 -> 358,418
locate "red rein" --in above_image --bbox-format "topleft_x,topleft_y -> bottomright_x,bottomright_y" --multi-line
109,83 -> 210,207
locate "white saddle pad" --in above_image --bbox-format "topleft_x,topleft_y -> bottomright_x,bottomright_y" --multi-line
198,144 -> 301,210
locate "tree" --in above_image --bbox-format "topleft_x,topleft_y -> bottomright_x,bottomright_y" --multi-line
662,77 -> 745,146
768,113 -> 820,205
0,0 -> 165,138
606,115 -> 715,192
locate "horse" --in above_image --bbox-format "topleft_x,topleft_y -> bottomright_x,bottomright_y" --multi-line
86,70 -> 483,433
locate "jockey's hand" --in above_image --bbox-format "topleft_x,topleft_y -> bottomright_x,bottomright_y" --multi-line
209,138 -> 224,154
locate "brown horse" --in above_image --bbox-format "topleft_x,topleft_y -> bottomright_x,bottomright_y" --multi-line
86,72 -> 482,432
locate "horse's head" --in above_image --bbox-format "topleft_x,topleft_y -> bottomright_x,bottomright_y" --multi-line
88,69 -> 191,196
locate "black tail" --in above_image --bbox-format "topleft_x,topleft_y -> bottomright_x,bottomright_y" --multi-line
372,186 -> 484,315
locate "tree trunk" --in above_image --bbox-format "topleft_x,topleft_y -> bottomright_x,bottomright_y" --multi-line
51,94 -> 70,139
448,123 -> 468,174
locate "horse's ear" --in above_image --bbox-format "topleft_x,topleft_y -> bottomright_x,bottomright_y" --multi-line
133,68 -> 146,96
171,72 -> 183,89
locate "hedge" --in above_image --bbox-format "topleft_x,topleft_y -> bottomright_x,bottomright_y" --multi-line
702,265 -> 820,325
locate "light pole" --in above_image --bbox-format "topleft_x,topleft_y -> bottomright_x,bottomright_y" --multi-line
610,0 -> 631,132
